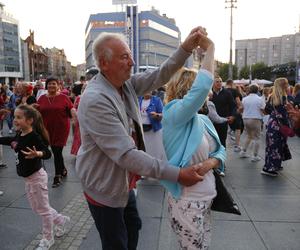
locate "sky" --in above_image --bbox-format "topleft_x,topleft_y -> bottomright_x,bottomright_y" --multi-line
2,0 -> 300,65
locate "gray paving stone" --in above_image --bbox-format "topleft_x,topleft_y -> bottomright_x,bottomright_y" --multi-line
254,222 -> 300,250
0,208 -> 40,250
210,220 -> 266,250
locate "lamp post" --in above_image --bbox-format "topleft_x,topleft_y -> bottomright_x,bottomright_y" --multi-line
249,64 -> 252,84
225,0 -> 237,80
249,56 -> 253,84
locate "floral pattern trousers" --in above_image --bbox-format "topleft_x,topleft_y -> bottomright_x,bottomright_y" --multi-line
168,194 -> 212,250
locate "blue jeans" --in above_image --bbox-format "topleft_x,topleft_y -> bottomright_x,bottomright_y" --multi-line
87,190 -> 142,250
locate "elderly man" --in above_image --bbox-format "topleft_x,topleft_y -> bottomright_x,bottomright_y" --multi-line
76,27 -> 208,250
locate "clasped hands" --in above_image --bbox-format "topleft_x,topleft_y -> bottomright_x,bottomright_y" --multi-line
181,26 -> 214,53
177,158 -> 220,186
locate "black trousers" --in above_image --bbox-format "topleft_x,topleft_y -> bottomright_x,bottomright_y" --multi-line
213,123 -> 228,148
88,190 -> 142,250
50,146 -> 66,176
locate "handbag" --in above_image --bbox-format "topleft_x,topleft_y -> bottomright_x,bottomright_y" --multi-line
211,170 -> 241,215
272,107 -> 295,138
279,124 -> 295,138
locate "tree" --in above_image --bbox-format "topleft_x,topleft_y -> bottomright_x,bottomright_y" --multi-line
251,62 -> 271,80
216,63 -> 238,80
239,66 -> 249,79
238,62 -> 271,80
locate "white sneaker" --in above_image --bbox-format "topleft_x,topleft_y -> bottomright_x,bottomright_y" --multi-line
240,150 -> 249,158
0,191 -> 3,196
251,155 -> 261,162
8,129 -> 13,134
36,237 -> 54,250
233,145 -> 241,152
55,216 -> 70,237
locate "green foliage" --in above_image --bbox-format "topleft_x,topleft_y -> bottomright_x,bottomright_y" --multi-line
216,63 -> 238,80
238,62 -> 271,80
239,66 -> 249,79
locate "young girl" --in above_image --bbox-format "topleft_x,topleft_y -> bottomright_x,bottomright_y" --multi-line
0,105 -> 70,250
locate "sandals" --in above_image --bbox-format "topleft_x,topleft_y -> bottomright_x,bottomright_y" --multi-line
52,175 -> 62,188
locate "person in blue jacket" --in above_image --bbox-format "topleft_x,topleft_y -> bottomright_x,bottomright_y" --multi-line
138,93 -> 166,160
161,37 -> 226,249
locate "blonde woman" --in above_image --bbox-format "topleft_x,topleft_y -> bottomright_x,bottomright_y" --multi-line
161,39 -> 226,249
262,77 -> 292,176
292,83 -> 300,106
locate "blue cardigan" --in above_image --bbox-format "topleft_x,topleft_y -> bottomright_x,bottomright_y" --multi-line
161,69 -> 226,199
138,95 -> 163,132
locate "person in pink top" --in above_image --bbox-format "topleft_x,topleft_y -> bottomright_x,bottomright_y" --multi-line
37,76 -> 74,188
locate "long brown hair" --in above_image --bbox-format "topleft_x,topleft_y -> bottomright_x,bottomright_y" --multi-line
16,104 -> 50,145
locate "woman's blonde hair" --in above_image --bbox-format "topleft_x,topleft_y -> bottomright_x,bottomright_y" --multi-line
164,68 -> 197,104
293,83 -> 300,96
269,77 -> 288,106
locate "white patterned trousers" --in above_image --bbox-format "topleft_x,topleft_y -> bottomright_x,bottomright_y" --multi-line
168,194 -> 212,250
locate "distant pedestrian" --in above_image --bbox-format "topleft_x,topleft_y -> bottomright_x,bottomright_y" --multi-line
211,77 -> 235,148
36,76 -> 74,188
240,83 -> 265,162
70,83 -> 87,156
0,104 -> 70,250
262,78 -> 292,176
138,92 -> 166,160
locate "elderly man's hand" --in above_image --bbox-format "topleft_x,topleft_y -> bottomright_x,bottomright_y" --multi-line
181,26 -> 213,53
286,103 -> 300,128
177,164 -> 204,186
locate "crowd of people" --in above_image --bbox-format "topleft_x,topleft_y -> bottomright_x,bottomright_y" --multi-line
0,25 -> 300,250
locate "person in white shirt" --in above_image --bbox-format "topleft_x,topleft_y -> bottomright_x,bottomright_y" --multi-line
240,84 -> 266,162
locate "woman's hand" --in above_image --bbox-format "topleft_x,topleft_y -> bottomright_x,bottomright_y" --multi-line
197,158 -> 220,176
21,146 -> 43,159
181,26 -> 208,53
150,111 -> 162,120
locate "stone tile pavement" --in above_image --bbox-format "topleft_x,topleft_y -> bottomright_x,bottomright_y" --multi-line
1,126 -> 300,250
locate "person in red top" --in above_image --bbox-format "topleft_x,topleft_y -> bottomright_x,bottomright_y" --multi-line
36,76 -> 74,188
70,83 -> 87,155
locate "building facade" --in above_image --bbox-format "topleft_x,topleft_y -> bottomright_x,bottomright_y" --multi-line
85,6 -> 181,73
24,31 -> 48,81
45,47 -> 73,81
76,63 -> 86,80
0,3 -> 22,85
235,32 -> 300,71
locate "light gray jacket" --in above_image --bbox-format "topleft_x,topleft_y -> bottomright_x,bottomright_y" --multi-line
75,47 -> 191,207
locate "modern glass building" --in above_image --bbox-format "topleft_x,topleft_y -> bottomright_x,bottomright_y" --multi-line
0,3 -> 22,85
85,6 -> 181,73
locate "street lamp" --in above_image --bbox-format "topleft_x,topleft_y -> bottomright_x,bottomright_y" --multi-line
225,0 -> 237,80
249,56 -> 253,83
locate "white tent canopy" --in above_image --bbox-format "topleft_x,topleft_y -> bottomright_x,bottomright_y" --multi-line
233,79 -> 273,85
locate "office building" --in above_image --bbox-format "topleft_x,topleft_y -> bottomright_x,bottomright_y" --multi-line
85,6 -> 181,72
0,3 -> 22,85
235,32 -> 300,71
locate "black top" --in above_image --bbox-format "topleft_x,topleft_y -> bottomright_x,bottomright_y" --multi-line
212,87 -> 236,118
0,131 -> 51,177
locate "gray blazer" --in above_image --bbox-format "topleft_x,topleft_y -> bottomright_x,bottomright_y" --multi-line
75,47 -> 191,207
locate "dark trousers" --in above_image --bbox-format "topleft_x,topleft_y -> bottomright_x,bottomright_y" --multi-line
213,123 -> 228,148
50,146 -> 65,176
88,190 -> 142,250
